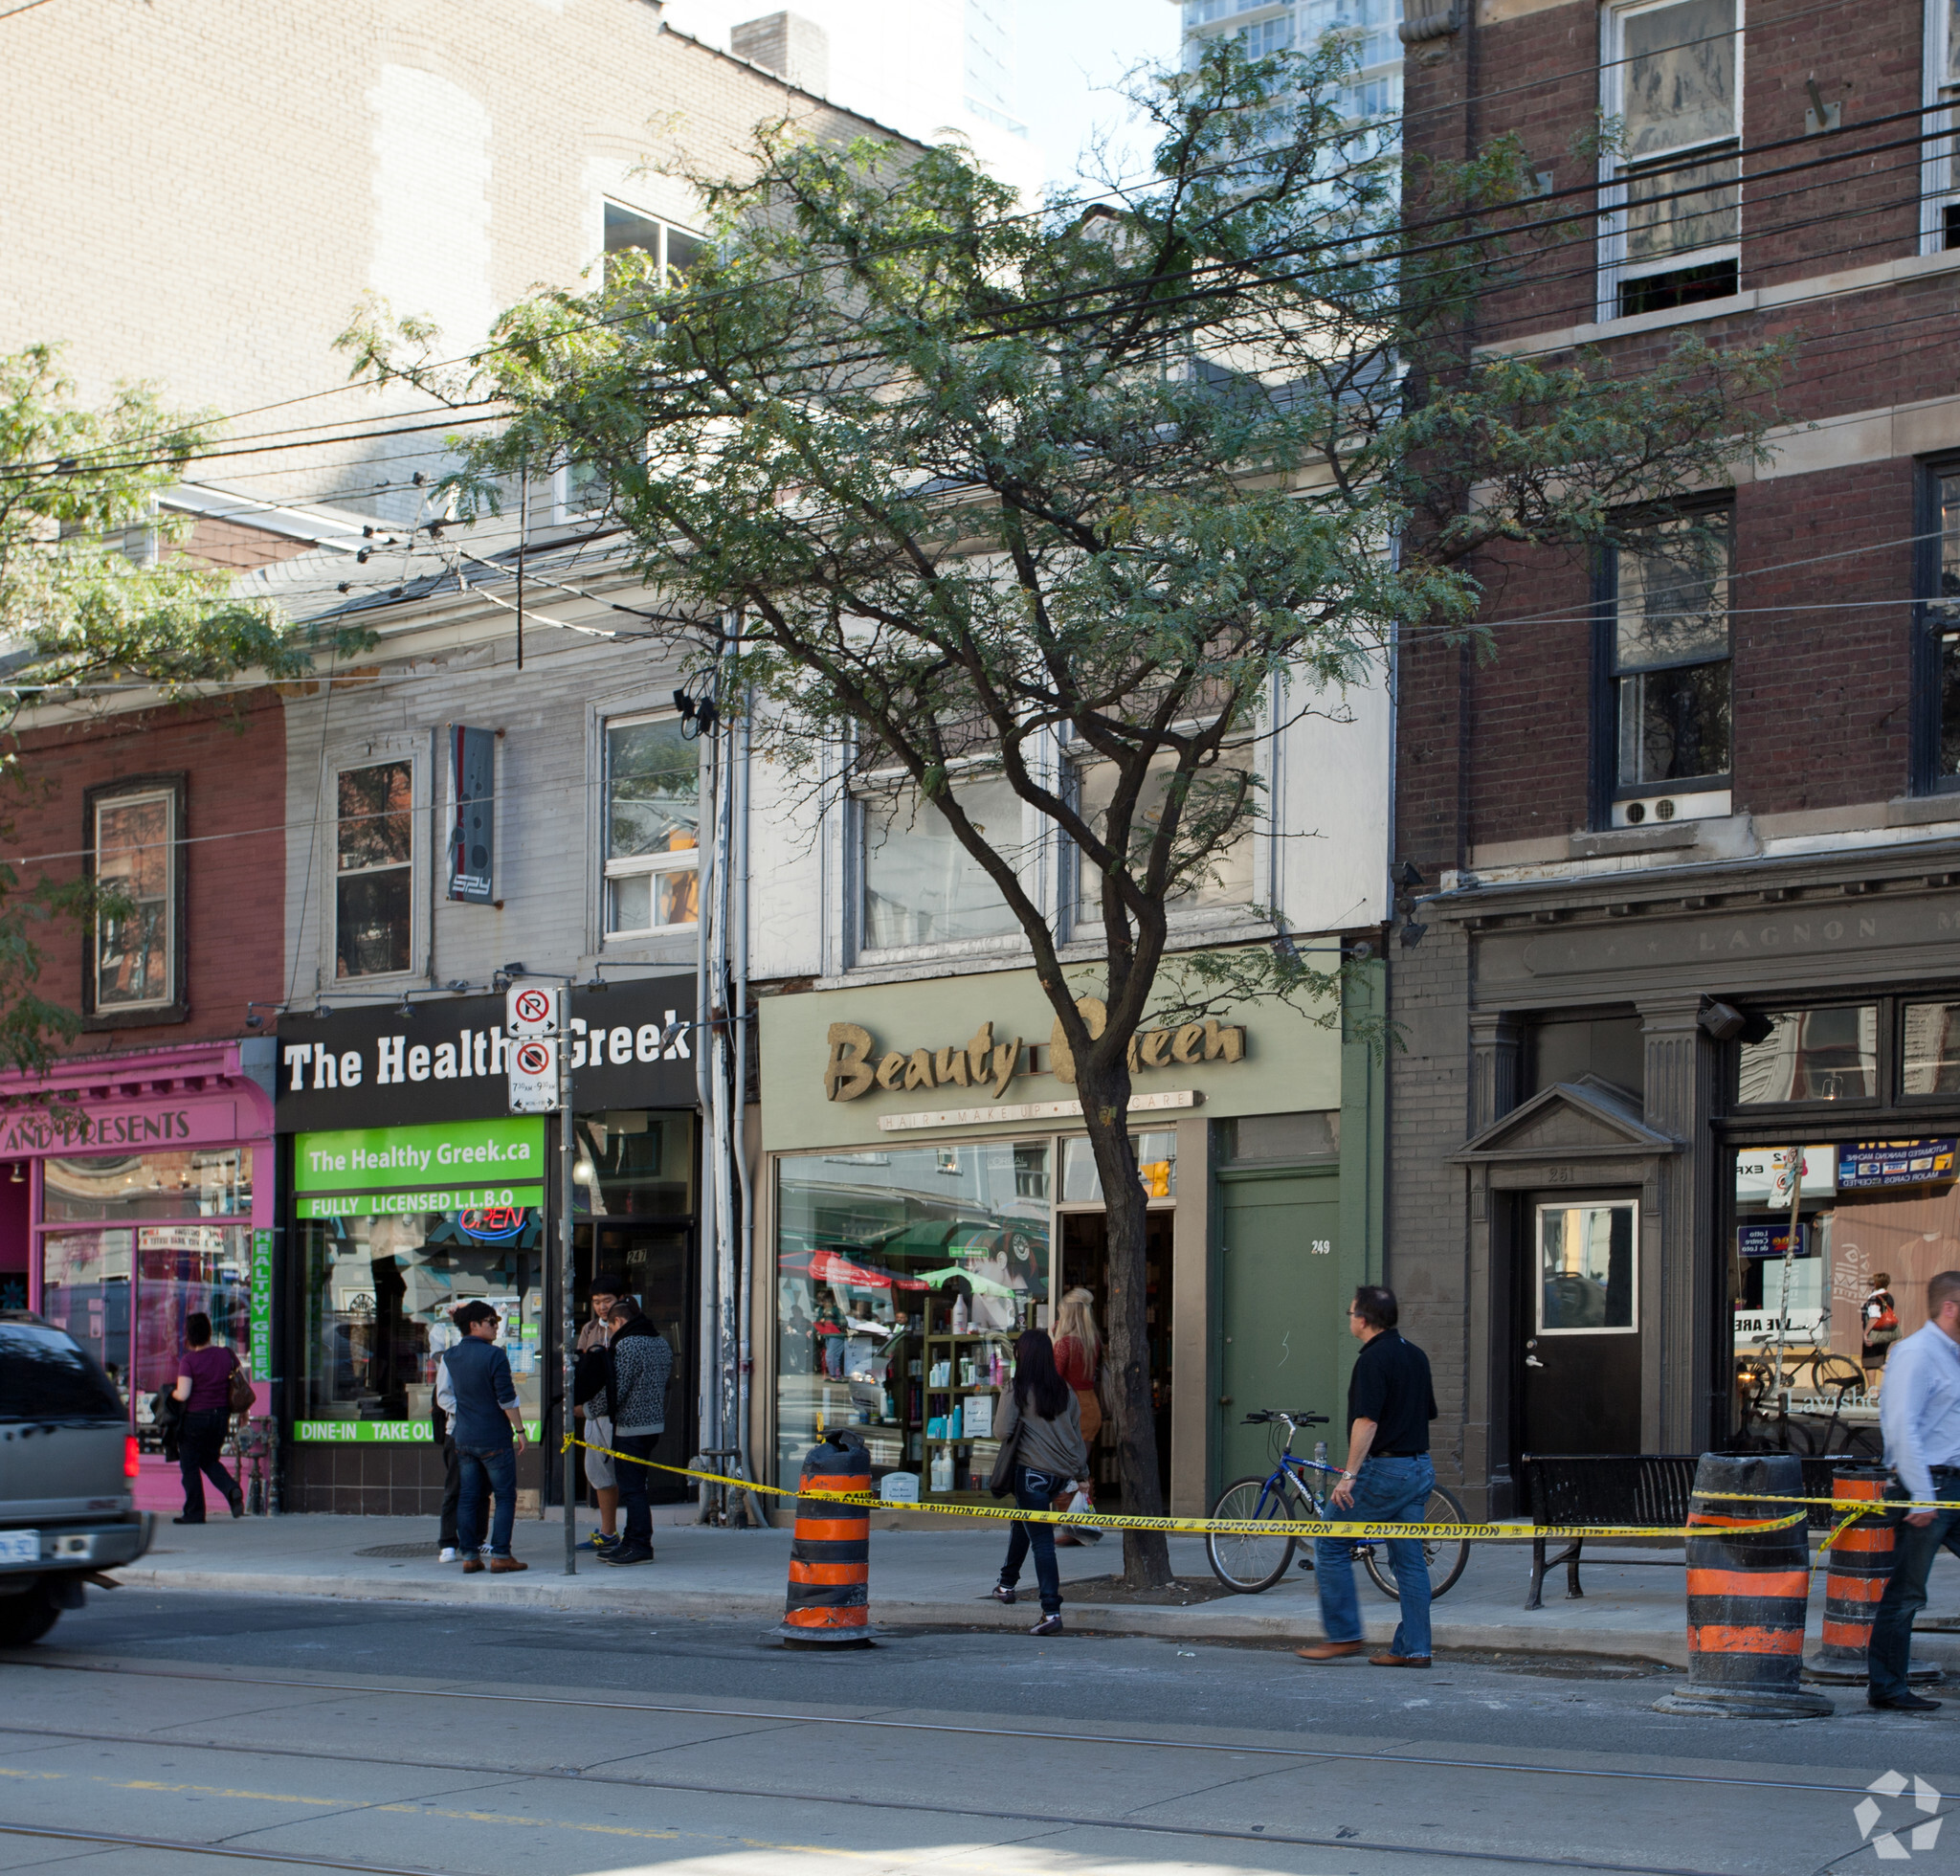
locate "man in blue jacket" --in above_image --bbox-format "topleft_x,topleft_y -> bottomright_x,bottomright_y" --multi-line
445,1300 -> 529,1573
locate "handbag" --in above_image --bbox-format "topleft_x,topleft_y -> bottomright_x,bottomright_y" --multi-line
987,1418 -> 1023,1498
227,1361 -> 256,1417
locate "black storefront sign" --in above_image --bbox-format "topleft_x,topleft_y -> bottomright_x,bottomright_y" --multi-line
275,974 -> 698,1130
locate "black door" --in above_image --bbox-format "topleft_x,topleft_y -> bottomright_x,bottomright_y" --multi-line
1519,1194 -> 1642,1457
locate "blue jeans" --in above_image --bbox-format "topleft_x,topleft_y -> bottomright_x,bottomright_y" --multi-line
457,1444 -> 517,1558
1869,1472 -> 1960,1697
1314,1453 -> 1435,1660
999,1466 -> 1064,1615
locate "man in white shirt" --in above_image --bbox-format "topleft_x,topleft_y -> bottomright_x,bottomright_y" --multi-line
1870,1268 -> 1960,1710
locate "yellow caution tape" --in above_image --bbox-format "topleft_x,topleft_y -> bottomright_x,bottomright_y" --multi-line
563,1437 -> 1805,1542
1706,1488 -> 1948,1511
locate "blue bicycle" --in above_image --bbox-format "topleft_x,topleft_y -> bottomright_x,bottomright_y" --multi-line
1205,1409 -> 1470,1597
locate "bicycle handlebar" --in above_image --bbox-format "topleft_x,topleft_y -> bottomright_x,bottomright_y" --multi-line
1241,1410 -> 1331,1426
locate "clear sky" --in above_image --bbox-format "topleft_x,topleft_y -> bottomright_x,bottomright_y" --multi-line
1015,0 -> 1183,193
659,0 -> 1183,197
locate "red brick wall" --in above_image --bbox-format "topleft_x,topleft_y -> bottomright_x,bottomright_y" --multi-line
7,694 -> 285,1054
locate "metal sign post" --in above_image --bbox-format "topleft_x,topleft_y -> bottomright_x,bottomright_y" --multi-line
505,984 -> 574,1575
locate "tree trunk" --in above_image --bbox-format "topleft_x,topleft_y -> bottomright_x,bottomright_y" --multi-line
1075,1053 -> 1172,1590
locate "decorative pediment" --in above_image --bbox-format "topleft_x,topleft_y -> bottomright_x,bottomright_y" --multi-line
1453,1075 -> 1678,1163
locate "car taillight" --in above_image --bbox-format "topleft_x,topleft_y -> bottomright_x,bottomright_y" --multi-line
124,1436 -> 140,1479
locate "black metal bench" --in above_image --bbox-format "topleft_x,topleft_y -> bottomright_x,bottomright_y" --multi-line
1519,1451 -> 1843,1610
1519,1453 -> 1701,1610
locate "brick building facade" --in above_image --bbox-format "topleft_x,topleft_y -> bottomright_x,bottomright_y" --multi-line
1391,0 -> 1960,1511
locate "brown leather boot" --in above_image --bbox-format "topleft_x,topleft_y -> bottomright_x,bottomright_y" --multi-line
1295,1639 -> 1366,1662
489,1555 -> 528,1574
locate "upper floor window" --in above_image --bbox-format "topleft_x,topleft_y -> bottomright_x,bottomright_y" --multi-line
1914,461 -> 1960,791
1604,509 -> 1733,805
604,202 -> 703,289
858,770 -> 1020,951
1600,0 -> 1740,319
1927,0 -> 1960,250
603,716 -> 699,937
90,784 -> 178,1016
1071,745 -> 1257,918
336,761 -> 413,978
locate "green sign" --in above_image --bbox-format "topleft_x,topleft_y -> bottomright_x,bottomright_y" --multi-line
249,1228 -> 274,1380
294,1117 -> 546,1218
292,1419 -> 543,1444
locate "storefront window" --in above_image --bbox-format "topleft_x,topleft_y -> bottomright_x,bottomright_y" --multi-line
298,1209 -> 545,1432
775,1141 -> 1051,1497
1903,1002 -> 1960,1094
42,1150 -> 250,1222
40,1220 -> 250,1447
1736,1006 -> 1878,1104
1729,1140 -> 1960,1453
1060,1131 -> 1177,1202
292,1117 -> 548,1437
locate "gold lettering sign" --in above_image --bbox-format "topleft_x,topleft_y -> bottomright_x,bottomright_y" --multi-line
822,1005 -> 1247,1104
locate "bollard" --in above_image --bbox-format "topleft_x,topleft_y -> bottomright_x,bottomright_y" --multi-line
1653,1452 -> 1832,1719
776,1429 -> 880,1648
1805,1465 -> 1939,1685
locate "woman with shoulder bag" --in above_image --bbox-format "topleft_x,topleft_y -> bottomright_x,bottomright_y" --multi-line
1863,1273 -> 1901,1381
988,1328 -> 1090,1636
171,1312 -> 244,1524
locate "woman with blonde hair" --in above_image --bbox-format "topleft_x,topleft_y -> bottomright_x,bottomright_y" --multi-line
1051,1287 -> 1104,1545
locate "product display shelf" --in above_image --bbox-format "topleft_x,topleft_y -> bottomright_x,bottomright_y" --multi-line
921,1328 -> 1012,1503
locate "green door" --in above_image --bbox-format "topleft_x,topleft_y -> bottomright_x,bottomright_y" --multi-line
1217,1169 -> 1347,1488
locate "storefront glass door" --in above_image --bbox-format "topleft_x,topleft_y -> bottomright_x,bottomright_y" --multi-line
1519,1196 -> 1641,1455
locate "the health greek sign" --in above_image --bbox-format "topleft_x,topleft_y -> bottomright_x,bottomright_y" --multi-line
249,1228 -> 274,1379
294,1117 -> 546,1218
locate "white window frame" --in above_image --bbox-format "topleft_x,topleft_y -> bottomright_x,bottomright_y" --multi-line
600,710 -> 701,941
323,744 -> 424,988
91,786 -> 177,1015
1597,0 -> 1743,323
1925,0 -> 1960,253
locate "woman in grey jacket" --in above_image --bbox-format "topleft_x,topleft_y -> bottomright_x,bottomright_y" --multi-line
990,1329 -> 1091,1635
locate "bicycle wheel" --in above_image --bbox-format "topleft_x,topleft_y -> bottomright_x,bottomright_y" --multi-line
1206,1476 -> 1299,1593
1361,1484 -> 1472,1600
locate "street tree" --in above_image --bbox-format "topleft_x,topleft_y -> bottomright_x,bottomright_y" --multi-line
0,345 -> 304,1075
357,39 -> 1782,1584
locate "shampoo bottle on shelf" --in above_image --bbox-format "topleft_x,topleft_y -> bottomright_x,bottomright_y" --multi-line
930,1446 -> 954,1493
951,1294 -> 969,1334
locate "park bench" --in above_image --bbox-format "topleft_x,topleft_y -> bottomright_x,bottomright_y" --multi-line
1519,1452 -> 1843,1610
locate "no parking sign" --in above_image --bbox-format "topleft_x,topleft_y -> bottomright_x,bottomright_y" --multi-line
506,985 -> 564,1112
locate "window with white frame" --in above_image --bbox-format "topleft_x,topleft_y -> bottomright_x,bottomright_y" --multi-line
858,769 -> 1021,950
604,202 -> 704,289
1071,744 -> 1257,917
1600,0 -> 1740,320
92,787 -> 176,1012
1927,0 -> 1960,250
335,761 -> 414,978
603,716 -> 700,936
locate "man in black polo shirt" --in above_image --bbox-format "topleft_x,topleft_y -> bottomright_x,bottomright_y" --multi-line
1297,1284 -> 1438,1668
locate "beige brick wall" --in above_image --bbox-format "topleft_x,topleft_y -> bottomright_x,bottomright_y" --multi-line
1,0 -> 891,520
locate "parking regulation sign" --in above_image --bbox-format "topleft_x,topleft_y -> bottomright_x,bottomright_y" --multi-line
506,984 -> 563,1038
508,1034 -> 561,1113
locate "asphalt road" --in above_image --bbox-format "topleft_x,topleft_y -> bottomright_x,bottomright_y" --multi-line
0,1589 -> 1954,1876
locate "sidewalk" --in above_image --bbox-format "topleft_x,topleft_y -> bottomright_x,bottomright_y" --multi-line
111,1508 -> 1960,1668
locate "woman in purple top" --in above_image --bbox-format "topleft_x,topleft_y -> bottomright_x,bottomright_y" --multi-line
171,1312 -> 242,1524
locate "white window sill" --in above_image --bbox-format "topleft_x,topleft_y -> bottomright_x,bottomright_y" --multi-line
1481,243 -> 1960,359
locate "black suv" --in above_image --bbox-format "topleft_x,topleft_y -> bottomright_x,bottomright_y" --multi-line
0,1311 -> 153,1643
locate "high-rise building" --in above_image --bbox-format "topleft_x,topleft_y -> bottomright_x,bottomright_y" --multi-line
1171,0 -> 1405,145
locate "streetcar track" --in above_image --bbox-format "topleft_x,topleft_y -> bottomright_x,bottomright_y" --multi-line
0,1650 -> 1899,1799
0,1807 -> 1738,1876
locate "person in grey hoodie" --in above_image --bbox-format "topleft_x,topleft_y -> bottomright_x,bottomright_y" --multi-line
589,1296 -> 673,1566
990,1328 -> 1091,1635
